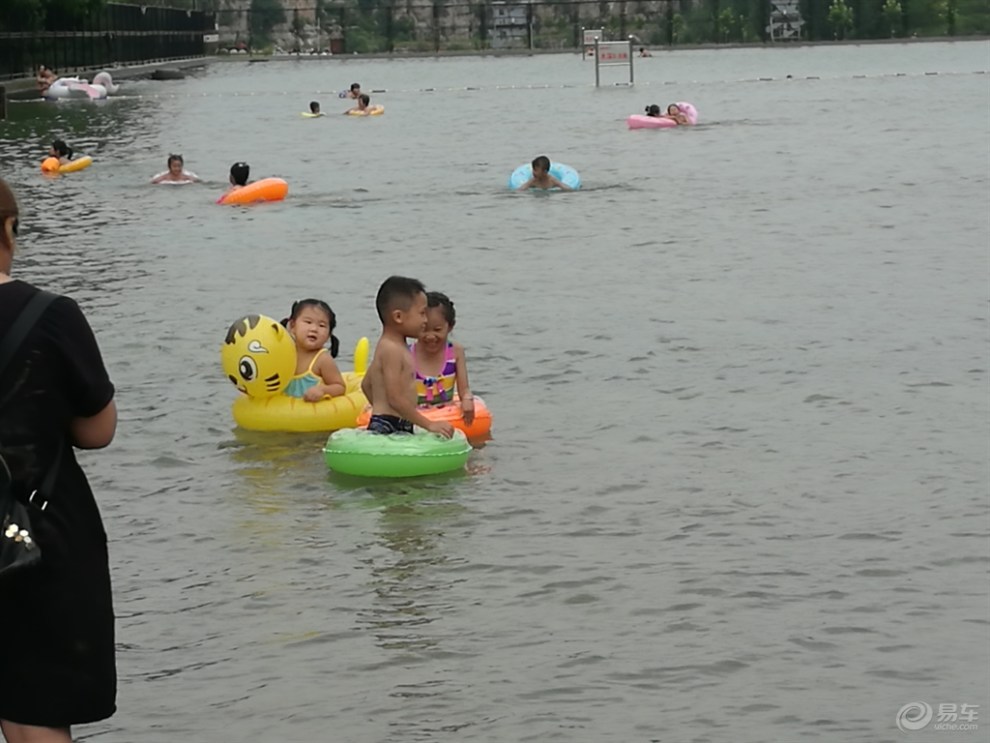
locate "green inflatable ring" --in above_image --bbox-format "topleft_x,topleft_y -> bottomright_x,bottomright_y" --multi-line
323,428 -> 472,478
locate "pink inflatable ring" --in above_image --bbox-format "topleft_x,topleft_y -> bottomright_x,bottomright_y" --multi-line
627,101 -> 699,129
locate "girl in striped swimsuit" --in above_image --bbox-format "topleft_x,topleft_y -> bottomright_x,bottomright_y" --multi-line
409,292 -> 475,425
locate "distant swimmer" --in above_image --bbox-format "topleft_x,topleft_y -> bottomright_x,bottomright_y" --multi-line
150,154 -> 201,184
339,82 -> 362,99
660,103 -> 689,125
515,155 -> 574,192
222,161 -> 250,196
36,65 -> 57,94
306,100 -> 326,116
639,47 -> 653,57
49,139 -> 74,164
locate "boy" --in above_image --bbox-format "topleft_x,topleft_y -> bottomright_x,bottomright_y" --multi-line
517,155 -> 573,191
361,276 -> 454,438
348,82 -> 361,99
308,100 -> 324,116
345,93 -> 372,114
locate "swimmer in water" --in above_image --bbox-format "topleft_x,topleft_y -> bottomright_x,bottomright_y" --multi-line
660,104 -> 690,126
347,83 -> 361,99
150,154 -> 200,183
644,104 -> 662,117
344,93 -> 372,114
308,100 -> 325,116
223,162 -> 250,195
516,155 -> 573,192
49,139 -> 73,164
639,47 -> 653,57
36,65 -> 57,94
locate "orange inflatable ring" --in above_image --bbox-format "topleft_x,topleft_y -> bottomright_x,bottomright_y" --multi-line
217,177 -> 288,205
356,395 -> 492,441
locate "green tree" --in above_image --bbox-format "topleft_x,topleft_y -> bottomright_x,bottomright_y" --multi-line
249,0 -> 285,47
882,0 -> 902,35
827,0 -> 854,38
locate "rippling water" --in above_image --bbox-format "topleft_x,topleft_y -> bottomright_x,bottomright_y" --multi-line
1,41 -> 988,742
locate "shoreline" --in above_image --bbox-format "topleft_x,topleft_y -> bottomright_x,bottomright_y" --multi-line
230,34 -> 990,63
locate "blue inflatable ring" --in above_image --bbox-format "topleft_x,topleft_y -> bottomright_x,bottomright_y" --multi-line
508,162 -> 581,191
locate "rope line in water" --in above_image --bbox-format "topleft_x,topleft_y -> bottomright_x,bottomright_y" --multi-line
12,69 -> 986,102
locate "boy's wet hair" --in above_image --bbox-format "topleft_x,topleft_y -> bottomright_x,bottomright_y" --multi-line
645,104 -> 661,116
167,153 -> 183,166
531,155 -> 550,172
230,161 -> 249,186
282,298 -> 339,357
350,82 -> 360,91
376,276 -> 425,323
52,139 -> 72,159
309,100 -> 319,112
426,291 -> 455,329
359,93 -> 370,105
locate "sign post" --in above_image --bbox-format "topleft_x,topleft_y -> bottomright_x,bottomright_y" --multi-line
582,28 -> 603,59
593,38 -> 633,87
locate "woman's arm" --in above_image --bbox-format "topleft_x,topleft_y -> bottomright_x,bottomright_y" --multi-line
71,400 -> 117,449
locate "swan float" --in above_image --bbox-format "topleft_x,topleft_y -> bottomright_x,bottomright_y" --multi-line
44,72 -> 119,101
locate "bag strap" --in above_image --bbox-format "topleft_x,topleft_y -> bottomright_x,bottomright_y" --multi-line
0,290 -> 57,378
0,290 -> 62,510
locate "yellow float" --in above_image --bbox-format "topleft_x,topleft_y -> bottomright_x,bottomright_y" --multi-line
221,313 -> 370,433
347,105 -> 384,116
41,156 -> 93,174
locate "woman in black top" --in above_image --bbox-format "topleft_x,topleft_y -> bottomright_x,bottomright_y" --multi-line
0,178 -> 118,742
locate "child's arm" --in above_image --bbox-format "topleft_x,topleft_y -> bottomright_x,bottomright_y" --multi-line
516,177 -> 535,192
150,172 -> 166,184
361,371 -> 372,401
453,342 -> 474,424
382,345 -> 454,437
550,175 -> 573,192
304,354 -> 346,401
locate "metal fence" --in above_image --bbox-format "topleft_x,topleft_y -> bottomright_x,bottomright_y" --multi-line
0,3 -> 217,80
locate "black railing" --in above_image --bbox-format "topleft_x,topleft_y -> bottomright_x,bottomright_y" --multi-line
0,3 -> 217,80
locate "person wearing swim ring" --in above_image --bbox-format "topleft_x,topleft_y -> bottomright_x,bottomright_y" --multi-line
517,155 -> 573,192
282,299 -> 345,402
361,276 -> 454,438
660,104 -> 689,126
49,139 -> 73,164
150,154 -> 200,184
222,162 -> 250,196
645,104 -> 662,117
308,101 -> 325,116
344,93 -> 372,114
411,291 -> 474,424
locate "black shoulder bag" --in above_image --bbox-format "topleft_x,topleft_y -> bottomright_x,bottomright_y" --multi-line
0,290 -> 62,581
